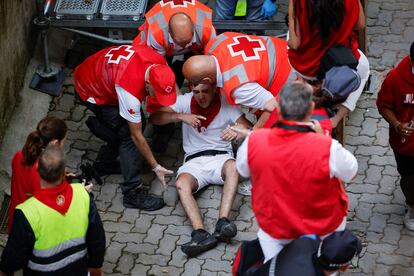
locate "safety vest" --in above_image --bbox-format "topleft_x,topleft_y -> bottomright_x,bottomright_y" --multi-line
16,184 -> 90,273
133,0 -> 216,56
248,128 -> 348,239
205,32 -> 291,105
74,45 -> 166,106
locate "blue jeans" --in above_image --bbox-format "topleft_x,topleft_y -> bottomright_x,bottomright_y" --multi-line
213,0 -> 265,21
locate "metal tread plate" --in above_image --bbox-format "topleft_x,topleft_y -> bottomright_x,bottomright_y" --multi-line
54,0 -> 101,20
100,0 -> 147,21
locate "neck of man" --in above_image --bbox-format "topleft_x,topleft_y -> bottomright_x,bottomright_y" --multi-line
40,178 -> 63,189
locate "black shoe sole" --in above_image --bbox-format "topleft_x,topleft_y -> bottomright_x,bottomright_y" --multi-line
181,239 -> 218,258
122,202 -> 165,211
214,224 -> 237,243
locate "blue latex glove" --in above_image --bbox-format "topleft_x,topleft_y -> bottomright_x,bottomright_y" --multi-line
260,0 -> 277,19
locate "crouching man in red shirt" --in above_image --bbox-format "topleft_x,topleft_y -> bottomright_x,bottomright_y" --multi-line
377,41 -> 414,231
236,81 -> 358,262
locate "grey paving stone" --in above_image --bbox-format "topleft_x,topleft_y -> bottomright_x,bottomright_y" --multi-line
137,254 -> 170,266
368,213 -> 388,233
377,253 -> 412,266
124,242 -> 157,255
359,252 -> 378,274
113,232 -> 145,244
116,254 -> 135,275
182,258 -> 204,276
130,263 -> 151,276
104,221 -> 133,233
103,261 -> 116,274
364,165 -> 384,184
144,224 -> 167,245
356,203 -> 374,222
156,234 -> 179,256
203,259 -> 232,272
360,194 -> 392,204
105,241 -> 125,264
148,265 -> 184,276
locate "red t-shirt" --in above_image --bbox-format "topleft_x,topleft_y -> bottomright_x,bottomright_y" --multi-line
8,150 -> 40,232
74,45 -> 166,105
288,0 -> 360,77
377,56 -> 414,157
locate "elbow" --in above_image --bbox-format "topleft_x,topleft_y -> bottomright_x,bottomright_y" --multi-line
355,21 -> 365,31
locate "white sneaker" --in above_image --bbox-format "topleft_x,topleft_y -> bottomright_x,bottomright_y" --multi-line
238,180 -> 252,196
404,205 -> 414,231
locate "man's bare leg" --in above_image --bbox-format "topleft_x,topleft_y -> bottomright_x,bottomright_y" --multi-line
175,173 -> 204,230
219,159 -> 239,218
213,159 -> 239,242
177,173 -> 218,257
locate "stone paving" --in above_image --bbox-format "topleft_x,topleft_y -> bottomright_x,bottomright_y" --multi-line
1,0 -> 414,275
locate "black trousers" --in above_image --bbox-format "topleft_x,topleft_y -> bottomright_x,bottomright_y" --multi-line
82,100 -> 145,194
394,151 -> 414,206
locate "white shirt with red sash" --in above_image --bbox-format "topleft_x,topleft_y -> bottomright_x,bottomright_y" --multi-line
170,92 -> 243,159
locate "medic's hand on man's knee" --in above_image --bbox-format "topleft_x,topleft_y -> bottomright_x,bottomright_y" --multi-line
153,164 -> 174,189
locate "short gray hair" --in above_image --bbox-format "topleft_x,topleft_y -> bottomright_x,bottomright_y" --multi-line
279,81 -> 313,121
37,144 -> 66,184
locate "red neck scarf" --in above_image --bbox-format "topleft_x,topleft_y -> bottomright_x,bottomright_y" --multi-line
190,94 -> 221,132
34,180 -> 73,215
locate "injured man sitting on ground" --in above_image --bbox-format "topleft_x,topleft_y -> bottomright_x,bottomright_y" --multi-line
149,81 -> 252,257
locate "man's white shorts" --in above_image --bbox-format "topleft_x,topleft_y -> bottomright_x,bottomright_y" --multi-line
177,153 -> 234,193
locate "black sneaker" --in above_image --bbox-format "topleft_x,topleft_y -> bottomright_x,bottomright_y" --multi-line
123,189 -> 165,211
213,217 -> 237,242
181,229 -> 218,257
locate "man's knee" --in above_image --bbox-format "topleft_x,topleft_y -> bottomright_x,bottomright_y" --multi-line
222,159 -> 238,180
176,175 -> 197,194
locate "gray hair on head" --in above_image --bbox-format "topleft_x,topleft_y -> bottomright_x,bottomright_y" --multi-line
37,144 -> 66,184
279,81 -> 313,121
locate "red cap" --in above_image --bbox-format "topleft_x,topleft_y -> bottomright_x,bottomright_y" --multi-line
149,65 -> 176,106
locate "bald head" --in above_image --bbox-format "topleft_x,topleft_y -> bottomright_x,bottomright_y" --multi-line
169,13 -> 194,48
182,55 -> 217,85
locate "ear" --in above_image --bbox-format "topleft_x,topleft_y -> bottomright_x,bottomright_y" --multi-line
49,139 -> 59,146
200,77 -> 214,85
309,101 -> 315,115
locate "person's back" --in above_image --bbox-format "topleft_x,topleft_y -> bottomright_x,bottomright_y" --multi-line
288,0 -> 361,78
248,126 -> 348,239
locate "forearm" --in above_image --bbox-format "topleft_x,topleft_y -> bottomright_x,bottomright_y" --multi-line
254,112 -> 271,129
149,112 -> 181,126
378,107 -> 401,129
331,105 -> 350,128
131,132 -> 158,168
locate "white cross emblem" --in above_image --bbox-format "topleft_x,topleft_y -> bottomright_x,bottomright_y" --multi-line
159,0 -> 195,8
105,45 -> 135,64
227,36 -> 266,62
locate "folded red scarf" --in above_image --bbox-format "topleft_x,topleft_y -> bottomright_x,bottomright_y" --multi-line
190,93 -> 221,132
34,180 -> 73,215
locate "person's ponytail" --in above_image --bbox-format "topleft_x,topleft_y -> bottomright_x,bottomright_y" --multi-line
21,117 -> 67,166
22,131 -> 45,166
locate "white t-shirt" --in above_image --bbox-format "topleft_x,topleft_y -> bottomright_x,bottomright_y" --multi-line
115,85 -> 142,123
236,136 -> 358,182
171,93 -> 243,158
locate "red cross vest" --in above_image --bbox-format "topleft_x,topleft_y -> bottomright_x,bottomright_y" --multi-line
205,32 -> 291,105
74,45 -> 166,105
248,128 -> 348,239
132,0 -> 216,56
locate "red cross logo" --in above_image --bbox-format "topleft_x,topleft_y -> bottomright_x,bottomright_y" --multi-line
128,109 -> 136,115
105,45 -> 135,64
160,0 -> 195,8
227,36 -> 266,62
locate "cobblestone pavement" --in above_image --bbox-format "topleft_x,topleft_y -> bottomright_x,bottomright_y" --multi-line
15,0 -> 414,275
